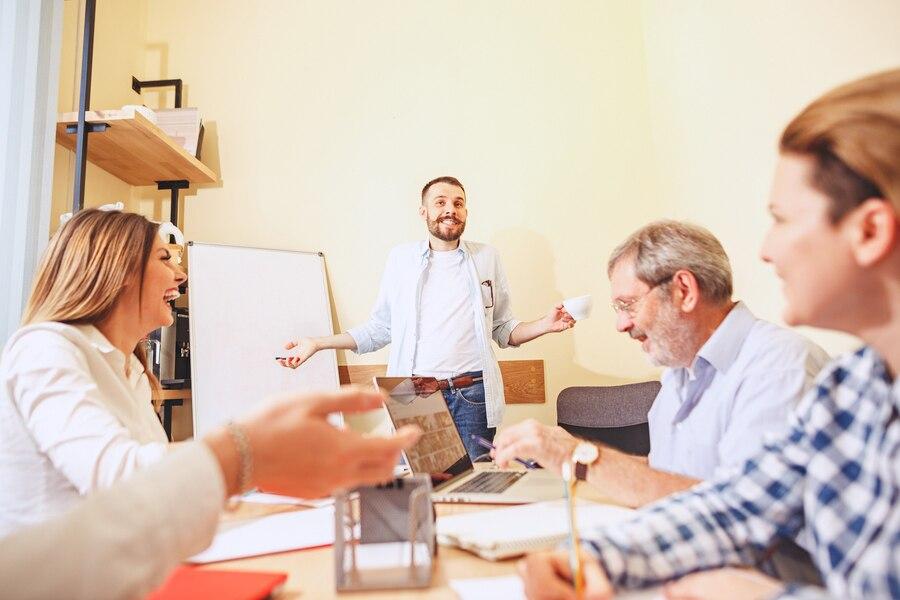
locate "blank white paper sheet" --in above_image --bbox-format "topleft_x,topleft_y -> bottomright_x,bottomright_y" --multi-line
188,506 -> 334,564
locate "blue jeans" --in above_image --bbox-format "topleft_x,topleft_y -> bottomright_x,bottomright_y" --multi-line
441,373 -> 495,462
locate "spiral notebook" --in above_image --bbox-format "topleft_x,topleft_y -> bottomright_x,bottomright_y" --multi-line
436,499 -> 636,560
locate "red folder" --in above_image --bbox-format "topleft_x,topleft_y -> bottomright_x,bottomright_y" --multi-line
146,566 -> 288,600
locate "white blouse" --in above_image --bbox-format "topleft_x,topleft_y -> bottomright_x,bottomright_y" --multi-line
0,322 -> 168,536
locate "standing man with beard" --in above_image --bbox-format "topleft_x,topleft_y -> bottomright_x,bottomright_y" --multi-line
493,221 -> 828,507
280,176 -> 575,459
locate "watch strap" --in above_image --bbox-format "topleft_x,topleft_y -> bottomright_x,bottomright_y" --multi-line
575,460 -> 589,481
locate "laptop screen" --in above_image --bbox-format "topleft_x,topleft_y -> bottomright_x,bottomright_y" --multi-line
376,377 -> 473,486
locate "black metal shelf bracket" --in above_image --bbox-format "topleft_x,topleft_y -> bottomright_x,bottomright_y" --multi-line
157,179 -> 190,227
72,0 -> 98,213
132,76 -> 184,108
70,7 -> 197,230
65,122 -> 108,135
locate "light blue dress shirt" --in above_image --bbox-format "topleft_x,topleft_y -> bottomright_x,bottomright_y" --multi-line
647,302 -> 830,480
347,239 -> 521,427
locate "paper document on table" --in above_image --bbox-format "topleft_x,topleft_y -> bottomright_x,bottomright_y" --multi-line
450,575 -> 524,599
240,491 -> 334,508
188,506 -> 334,563
437,499 -> 635,560
449,576 -> 663,600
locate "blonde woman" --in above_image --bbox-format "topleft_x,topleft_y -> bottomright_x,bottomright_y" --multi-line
0,208 -> 185,535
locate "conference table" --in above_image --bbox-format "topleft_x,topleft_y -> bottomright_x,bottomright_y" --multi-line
203,500 -> 517,599
198,486 -> 660,599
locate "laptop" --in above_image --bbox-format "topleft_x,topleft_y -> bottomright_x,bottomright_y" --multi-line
376,376 -> 564,504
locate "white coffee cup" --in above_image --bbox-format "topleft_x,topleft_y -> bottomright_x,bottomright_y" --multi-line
562,294 -> 593,321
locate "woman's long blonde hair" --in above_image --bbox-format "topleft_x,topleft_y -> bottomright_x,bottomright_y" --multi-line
22,208 -> 162,391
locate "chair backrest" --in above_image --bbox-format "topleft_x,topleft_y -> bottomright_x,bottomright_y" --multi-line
556,381 -> 661,456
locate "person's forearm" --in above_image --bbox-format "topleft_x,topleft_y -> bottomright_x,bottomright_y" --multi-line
203,428 -> 242,498
0,443 -> 224,600
588,446 -> 700,507
508,319 -> 551,346
312,332 -> 358,352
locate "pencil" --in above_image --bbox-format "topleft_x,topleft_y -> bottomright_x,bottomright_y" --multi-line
561,461 -> 584,598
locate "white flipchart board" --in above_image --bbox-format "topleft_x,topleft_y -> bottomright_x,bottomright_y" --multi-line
188,242 -> 340,437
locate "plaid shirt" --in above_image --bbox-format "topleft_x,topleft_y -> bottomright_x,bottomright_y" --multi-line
585,346 -> 900,599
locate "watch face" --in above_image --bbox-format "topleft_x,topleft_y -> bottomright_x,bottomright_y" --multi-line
573,442 -> 599,464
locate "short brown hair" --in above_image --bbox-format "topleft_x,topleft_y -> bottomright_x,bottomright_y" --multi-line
780,68 -> 900,222
421,176 -> 465,203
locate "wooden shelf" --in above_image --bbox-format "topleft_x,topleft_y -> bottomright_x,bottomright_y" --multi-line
56,110 -> 217,186
151,388 -> 192,402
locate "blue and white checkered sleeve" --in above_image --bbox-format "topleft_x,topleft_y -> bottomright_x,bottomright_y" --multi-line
584,416 -> 815,589
774,584 -> 835,599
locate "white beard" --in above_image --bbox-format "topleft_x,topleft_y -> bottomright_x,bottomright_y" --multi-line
641,300 -> 698,368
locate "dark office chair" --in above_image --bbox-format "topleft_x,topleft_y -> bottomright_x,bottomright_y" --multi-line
556,381 -> 661,456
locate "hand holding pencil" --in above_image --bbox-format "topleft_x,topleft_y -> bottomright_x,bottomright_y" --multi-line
517,548 -> 612,600
516,460 -> 613,599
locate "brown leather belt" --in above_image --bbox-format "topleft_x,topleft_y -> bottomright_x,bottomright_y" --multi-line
436,374 -> 483,390
411,373 -> 484,395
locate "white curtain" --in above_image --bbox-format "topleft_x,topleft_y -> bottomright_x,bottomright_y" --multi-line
0,0 -> 63,344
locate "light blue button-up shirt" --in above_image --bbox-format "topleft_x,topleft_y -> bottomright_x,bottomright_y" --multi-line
647,302 -> 830,480
347,239 -> 521,427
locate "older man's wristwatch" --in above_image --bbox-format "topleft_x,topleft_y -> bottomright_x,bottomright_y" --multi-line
571,442 -> 600,482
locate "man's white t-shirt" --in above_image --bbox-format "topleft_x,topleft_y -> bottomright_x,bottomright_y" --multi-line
412,248 -> 482,378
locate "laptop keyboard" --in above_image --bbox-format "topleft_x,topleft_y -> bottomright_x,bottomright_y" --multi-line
454,471 -> 525,494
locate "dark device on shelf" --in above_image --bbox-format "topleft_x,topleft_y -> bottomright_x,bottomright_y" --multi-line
145,307 -> 190,387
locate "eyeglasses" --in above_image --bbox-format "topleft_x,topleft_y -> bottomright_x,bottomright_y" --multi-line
610,276 -> 673,318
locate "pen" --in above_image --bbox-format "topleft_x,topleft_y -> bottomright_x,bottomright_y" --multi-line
470,434 -> 541,469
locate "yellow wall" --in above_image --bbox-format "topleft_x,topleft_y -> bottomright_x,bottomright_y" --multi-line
134,0 -> 663,429
639,0 -> 900,355
53,1 -> 900,432
52,0 -> 149,227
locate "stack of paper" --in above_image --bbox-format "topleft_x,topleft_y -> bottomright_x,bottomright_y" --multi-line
449,576 -> 663,600
240,491 -> 334,508
437,499 -> 636,560
155,107 -> 203,157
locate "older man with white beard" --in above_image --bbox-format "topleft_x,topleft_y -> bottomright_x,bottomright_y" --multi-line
493,221 -> 829,507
